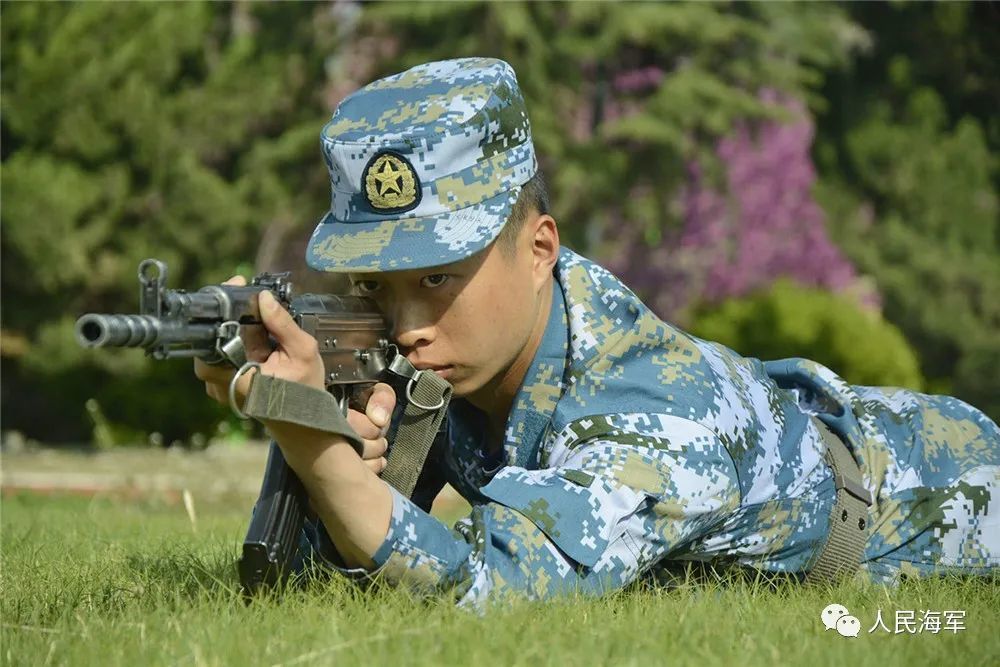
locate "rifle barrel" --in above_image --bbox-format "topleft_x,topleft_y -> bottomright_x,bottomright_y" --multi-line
75,313 -> 217,350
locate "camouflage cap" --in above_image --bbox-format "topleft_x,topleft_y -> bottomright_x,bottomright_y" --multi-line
306,57 -> 538,273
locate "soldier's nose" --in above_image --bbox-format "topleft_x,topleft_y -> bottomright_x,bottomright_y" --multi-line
390,308 -> 435,351
393,326 -> 434,351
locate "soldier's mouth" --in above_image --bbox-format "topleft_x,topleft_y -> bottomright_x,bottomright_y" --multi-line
412,363 -> 453,379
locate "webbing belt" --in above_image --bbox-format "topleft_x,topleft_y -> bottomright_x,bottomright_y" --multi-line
805,417 -> 872,583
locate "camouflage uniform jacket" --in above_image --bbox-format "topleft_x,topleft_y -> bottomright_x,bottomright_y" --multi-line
304,247 -> 1000,608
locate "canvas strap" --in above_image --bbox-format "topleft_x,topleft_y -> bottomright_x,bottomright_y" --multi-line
379,354 -> 452,497
805,417 -> 872,583
237,353 -> 451,500
241,374 -> 364,451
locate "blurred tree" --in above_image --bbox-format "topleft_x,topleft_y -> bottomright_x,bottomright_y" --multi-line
363,4 -> 878,329
814,2 -> 999,419
1,2 -> 352,443
689,280 -> 923,390
3,1 -> 995,442
361,2 -> 864,253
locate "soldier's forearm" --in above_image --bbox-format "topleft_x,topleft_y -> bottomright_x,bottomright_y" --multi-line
269,423 -> 393,570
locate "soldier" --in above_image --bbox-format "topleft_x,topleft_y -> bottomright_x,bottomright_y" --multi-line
195,58 -> 1000,608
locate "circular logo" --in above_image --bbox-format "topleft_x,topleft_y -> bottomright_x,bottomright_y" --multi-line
363,152 -> 421,213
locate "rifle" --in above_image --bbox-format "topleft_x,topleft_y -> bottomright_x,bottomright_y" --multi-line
76,259 -> 397,597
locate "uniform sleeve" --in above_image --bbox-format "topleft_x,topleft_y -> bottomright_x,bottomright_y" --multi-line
293,428 -> 450,579
367,419 -> 741,608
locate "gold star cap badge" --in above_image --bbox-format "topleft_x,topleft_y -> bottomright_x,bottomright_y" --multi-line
363,152 -> 421,213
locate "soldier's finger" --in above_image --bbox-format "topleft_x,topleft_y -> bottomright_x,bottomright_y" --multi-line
366,382 -> 396,431
359,437 -> 388,461
347,408 -> 382,440
223,275 -> 248,287
364,457 -> 387,475
235,288 -> 271,362
258,290 -> 315,356
194,357 -> 235,384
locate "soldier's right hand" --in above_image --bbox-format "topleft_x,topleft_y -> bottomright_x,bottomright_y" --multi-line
345,382 -> 397,476
195,276 -> 392,477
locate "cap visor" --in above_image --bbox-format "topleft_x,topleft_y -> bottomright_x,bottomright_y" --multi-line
306,187 -> 519,273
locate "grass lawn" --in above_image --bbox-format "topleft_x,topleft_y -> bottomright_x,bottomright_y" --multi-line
2,491 -> 998,667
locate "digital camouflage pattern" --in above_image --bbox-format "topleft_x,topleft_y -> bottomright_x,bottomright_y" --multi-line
299,248 -> 999,608
306,57 -> 537,272
295,58 -> 998,608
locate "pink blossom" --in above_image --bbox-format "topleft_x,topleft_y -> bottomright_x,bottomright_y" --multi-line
605,92 -> 870,320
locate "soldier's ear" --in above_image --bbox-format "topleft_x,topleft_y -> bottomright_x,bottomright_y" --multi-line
529,213 -> 559,289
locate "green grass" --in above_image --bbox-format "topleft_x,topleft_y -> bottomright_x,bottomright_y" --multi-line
2,493 -> 998,667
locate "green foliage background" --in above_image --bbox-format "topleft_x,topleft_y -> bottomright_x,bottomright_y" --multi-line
689,280 -> 923,390
813,2 -> 999,419
2,2 -> 997,444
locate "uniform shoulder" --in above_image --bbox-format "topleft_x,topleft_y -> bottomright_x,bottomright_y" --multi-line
550,247 -> 723,430
553,247 -> 704,370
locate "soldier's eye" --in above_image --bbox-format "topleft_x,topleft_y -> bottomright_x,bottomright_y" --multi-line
420,274 -> 449,288
353,280 -> 380,294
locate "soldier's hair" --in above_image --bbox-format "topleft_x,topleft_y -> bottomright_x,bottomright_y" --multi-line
496,170 -> 550,259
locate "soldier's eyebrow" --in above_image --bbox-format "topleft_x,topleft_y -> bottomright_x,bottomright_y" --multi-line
436,254 -> 478,273
347,259 -> 468,286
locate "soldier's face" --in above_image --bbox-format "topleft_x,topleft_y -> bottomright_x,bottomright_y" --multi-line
348,214 -> 559,400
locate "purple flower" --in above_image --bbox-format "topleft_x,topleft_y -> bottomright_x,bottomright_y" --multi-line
605,91 -> 870,320
613,66 -> 666,94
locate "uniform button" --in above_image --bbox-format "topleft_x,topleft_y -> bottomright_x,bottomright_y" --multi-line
858,517 -> 866,530
841,509 -> 849,522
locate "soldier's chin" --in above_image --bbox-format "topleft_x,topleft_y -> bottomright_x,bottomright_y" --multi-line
445,370 -> 472,396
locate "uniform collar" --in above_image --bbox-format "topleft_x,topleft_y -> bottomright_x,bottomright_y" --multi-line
446,271 -> 569,472
501,274 -> 569,468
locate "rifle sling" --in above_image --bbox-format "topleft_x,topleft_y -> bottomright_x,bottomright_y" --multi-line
242,374 -> 364,451
381,368 -> 452,498
243,368 -> 451,500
